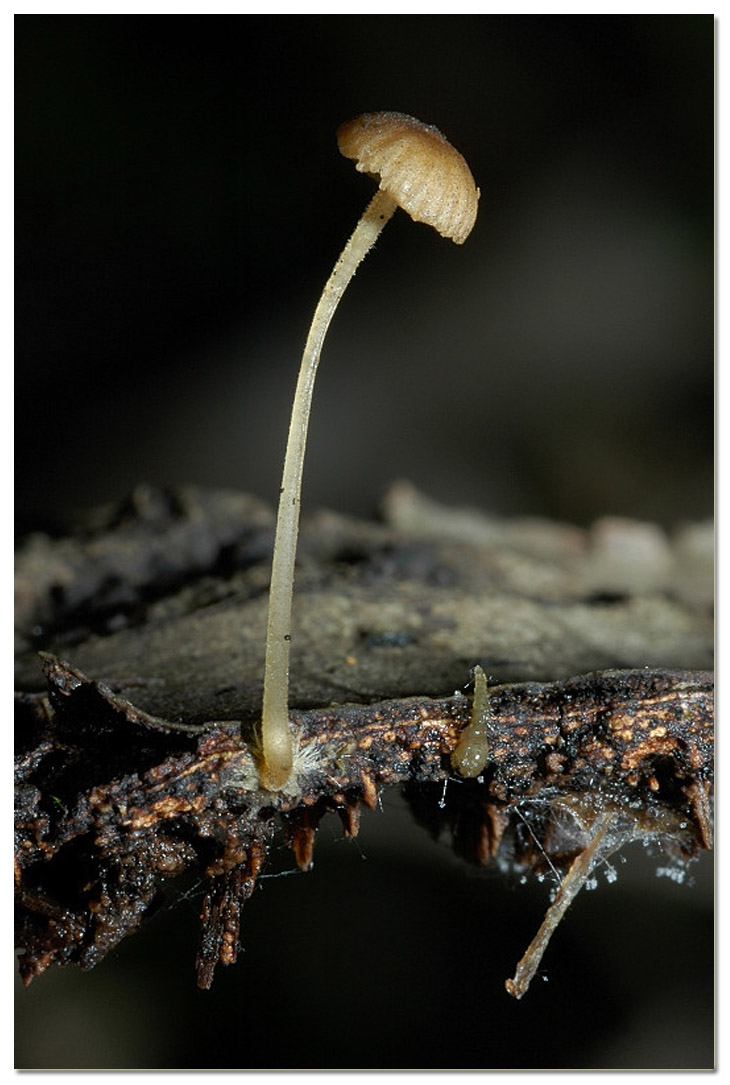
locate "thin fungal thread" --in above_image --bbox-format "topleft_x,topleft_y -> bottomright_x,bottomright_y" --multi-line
513,805 -> 562,888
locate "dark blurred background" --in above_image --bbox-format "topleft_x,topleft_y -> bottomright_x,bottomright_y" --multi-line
16,14 -> 713,531
15,15 -> 714,1070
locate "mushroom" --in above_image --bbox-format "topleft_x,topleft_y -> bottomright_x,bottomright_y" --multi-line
451,665 -> 490,778
258,111 -> 480,791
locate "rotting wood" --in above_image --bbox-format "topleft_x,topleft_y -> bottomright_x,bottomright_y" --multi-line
14,484 -> 714,996
15,654 -> 713,993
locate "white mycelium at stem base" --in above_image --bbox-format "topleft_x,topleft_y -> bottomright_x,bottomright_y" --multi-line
259,189 -> 397,791
257,112 -> 479,792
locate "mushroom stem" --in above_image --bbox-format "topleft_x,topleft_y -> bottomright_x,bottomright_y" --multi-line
259,187 -> 398,791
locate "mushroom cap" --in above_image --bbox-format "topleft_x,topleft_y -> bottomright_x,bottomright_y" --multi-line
337,111 -> 479,245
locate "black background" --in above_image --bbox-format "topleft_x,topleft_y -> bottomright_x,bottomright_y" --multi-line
15,15 -> 714,1070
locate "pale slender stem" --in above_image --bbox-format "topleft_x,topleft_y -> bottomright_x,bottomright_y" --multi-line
258,188 -> 398,791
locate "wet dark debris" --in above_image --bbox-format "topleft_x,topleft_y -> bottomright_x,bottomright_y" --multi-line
15,485 -> 714,996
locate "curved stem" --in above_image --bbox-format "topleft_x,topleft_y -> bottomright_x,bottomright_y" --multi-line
258,188 -> 398,791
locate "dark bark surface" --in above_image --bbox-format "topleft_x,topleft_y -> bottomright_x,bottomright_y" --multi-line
14,483 -> 714,997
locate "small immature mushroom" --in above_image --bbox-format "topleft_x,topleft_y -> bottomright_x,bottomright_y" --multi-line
451,664 -> 490,777
258,112 -> 479,792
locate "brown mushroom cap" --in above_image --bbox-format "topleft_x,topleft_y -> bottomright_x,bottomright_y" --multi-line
337,111 -> 479,245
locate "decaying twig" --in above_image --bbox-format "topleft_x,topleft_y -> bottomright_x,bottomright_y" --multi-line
15,655 -> 713,994
14,485 -> 714,996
